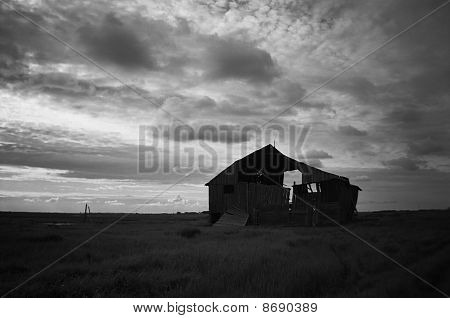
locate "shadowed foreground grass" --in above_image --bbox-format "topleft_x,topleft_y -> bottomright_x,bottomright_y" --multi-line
0,210 -> 449,297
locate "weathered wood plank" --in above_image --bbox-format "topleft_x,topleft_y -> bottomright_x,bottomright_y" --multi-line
214,206 -> 248,227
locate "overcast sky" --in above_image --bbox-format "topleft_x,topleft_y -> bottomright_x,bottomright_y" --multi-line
0,0 -> 449,213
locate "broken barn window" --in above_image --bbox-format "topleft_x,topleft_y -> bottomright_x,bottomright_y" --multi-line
308,183 -> 319,193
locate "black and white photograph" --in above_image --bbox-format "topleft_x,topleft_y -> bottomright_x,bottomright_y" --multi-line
0,0 -> 449,316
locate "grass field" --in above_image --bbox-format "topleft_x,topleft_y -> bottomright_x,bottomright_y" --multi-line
0,210 -> 449,297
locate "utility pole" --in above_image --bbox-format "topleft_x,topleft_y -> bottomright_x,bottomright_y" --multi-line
83,203 -> 88,222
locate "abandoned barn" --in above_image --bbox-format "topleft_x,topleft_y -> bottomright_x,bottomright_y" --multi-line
206,144 -> 361,226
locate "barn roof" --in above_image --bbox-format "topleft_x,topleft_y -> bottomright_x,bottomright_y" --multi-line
205,144 -> 357,187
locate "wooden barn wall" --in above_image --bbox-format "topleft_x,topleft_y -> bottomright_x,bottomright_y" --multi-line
209,178 -> 358,226
301,167 -> 337,184
338,185 -> 358,223
208,182 -> 247,216
208,182 -> 290,224
291,189 -> 314,226
246,183 -> 290,224
207,162 -> 238,186
291,181 -> 358,225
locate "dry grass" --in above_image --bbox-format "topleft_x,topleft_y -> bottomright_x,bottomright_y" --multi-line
0,210 -> 449,297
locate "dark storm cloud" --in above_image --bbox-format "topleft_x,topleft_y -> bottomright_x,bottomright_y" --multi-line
252,79 -> 329,111
0,2 -> 183,80
338,125 -> 368,136
0,125 -> 126,157
5,71 -> 164,118
346,140 -> 377,156
1,0 -> 283,122
0,138 -> 137,180
352,175 -> 371,182
303,149 -> 333,159
408,138 -> 446,156
195,96 -> 217,110
78,13 -> 156,70
0,4 -> 70,82
216,99 -> 282,117
75,9 -> 281,81
164,94 -> 279,121
378,105 -> 450,161
270,79 -> 306,105
382,157 -> 426,171
205,37 -> 280,84
0,125 -> 209,183
329,76 -> 377,104
160,124 -> 253,143
385,106 -> 422,125
323,0 -> 449,159
388,69 -> 450,103
20,72 -> 97,98
189,94 -> 284,119
374,0 -> 449,76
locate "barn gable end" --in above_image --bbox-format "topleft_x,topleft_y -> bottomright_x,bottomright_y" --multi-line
206,144 -> 360,226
